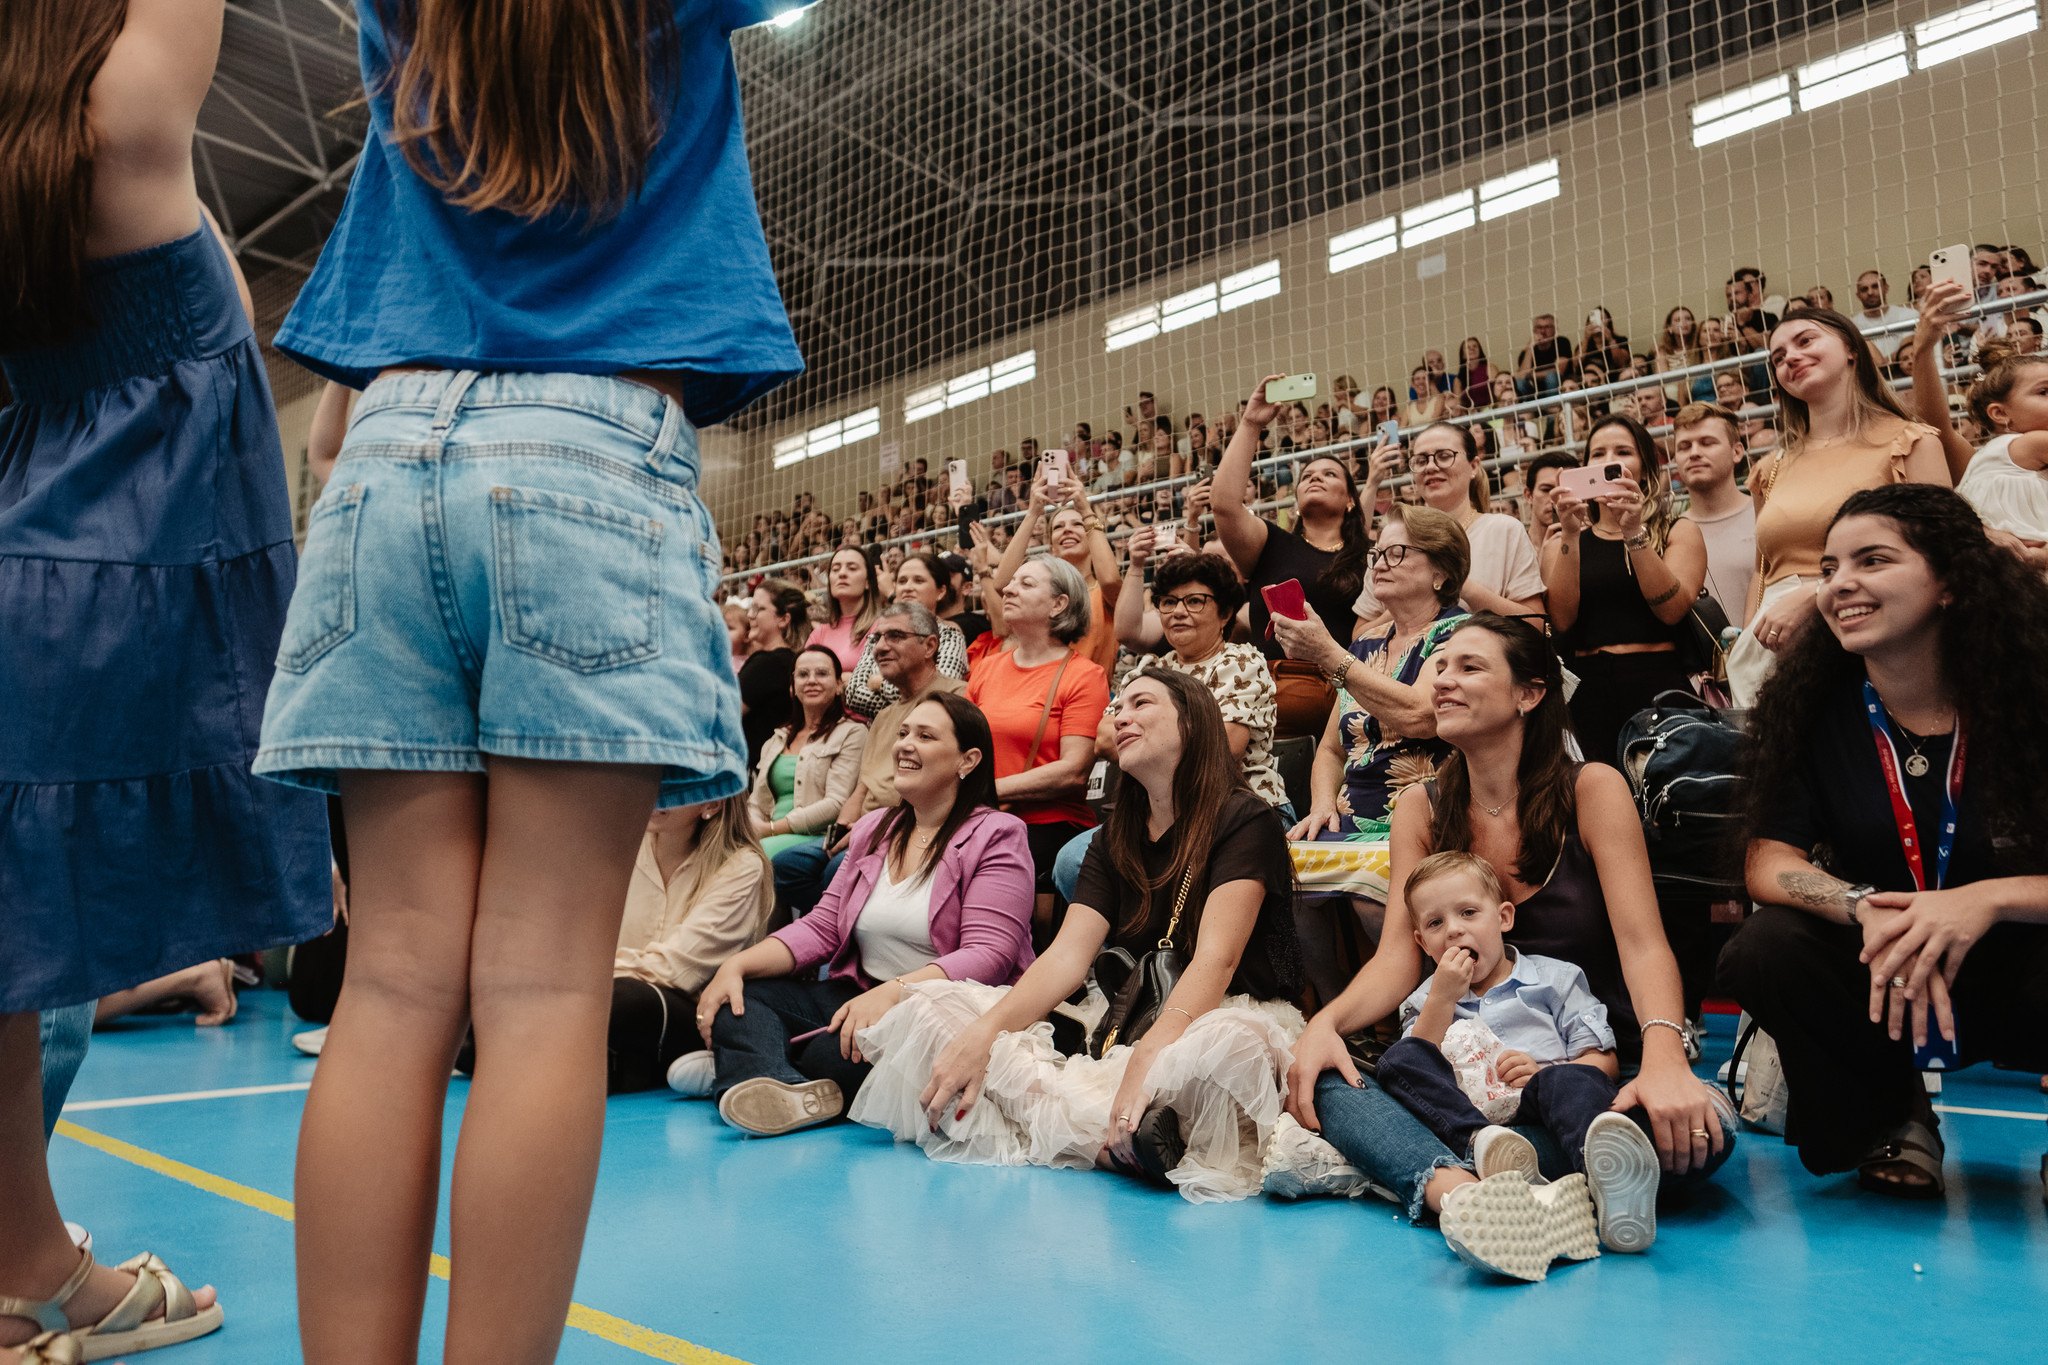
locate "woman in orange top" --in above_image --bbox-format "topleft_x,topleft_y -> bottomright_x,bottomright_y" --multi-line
1726,309 -> 1949,706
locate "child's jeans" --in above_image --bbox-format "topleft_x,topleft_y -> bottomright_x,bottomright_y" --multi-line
1376,1036 -> 1618,1173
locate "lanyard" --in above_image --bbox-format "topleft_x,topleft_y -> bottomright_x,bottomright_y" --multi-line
1862,681 -> 1965,892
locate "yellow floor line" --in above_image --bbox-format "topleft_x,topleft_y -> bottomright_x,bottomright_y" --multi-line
54,1120 -> 748,1365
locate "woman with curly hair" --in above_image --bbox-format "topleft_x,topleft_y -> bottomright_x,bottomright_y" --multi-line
1720,484 -> 2048,1201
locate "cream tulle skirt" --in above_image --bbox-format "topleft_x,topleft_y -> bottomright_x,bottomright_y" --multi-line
850,980 -> 1304,1203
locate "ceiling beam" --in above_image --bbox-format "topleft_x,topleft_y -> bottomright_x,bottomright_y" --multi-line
234,150 -> 360,254
222,1 -> 356,66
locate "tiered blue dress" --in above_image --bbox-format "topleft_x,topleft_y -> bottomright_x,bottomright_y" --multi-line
0,225 -> 331,1012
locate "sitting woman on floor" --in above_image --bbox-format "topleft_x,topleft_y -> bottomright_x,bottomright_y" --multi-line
1276,614 -> 1733,1260
851,669 -> 1303,1203
1720,484 -> 2048,1201
683,693 -> 1035,1135
611,794 -> 774,1094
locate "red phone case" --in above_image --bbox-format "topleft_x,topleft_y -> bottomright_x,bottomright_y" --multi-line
1260,578 -> 1309,637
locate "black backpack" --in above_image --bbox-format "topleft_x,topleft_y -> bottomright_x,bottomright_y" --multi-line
1617,690 -> 1747,898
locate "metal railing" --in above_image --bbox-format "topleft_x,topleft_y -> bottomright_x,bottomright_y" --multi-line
719,288 -> 2040,588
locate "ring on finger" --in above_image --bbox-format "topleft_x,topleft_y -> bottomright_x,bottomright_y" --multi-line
1890,976 -> 1908,988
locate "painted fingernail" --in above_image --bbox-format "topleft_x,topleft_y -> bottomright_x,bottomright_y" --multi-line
956,1109 -> 967,1121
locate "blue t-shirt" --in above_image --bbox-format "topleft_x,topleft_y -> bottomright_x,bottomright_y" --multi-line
275,0 -> 803,427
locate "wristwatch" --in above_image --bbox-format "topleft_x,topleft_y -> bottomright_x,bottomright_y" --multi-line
1840,882 -> 1877,923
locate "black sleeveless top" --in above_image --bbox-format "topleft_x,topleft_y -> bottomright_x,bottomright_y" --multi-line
1424,767 -> 1641,1061
1567,531 -> 1682,652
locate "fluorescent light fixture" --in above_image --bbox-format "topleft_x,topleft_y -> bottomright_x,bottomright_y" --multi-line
1219,260 -> 1282,311
945,367 -> 990,409
1915,0 -> 2039,67
1328,217 -> 1397,272
1105,305 -> 1160,352
773,406 -> 878,465
1797,31 -> 1910,108
1689,74 -> 1794,146
1478,160 -> 1561,220
769,4 -> 814,29
1159,284 -> 1219,333
904,383 -> 946,423
1400,191 -> 1475,248
988,350 -> 1036,393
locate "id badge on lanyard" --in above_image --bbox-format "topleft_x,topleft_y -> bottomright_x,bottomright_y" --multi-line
1862,682 -> 1965,892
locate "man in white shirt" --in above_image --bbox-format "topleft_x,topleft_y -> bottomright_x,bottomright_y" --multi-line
1853,270 -> 1919,359
1672,402 -> 1755,625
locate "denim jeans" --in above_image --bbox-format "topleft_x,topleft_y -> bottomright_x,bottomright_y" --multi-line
1376,1038 -> 1618,1174
1314,1065 -> 1736,1222
771,842 -> 846,920
708,975 -> 868,1104
39,1003 -> 95,1143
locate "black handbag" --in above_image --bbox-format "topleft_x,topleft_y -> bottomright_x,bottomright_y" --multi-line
1086,861 -> 1197,1059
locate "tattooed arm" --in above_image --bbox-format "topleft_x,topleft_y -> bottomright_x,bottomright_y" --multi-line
1746,838 -> 1867,924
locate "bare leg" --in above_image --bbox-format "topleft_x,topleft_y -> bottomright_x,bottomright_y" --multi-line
94,960 -> 238,1028
296,772 -> 486,1365
1423,1165 -> 1480,1214
0,1012 -> 218,1359
443,758 -> 657,1365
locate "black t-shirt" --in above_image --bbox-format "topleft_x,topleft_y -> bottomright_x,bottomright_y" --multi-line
947,610 -> 991,648
738,647 -> 795,774
1245,522 -> 1358,661
1755,674 -> 1996,893
1520,335 -> 1575,376
1073,790 -> 1301,1001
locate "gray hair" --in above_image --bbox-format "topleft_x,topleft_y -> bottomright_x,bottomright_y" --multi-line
875,599 -> 940,637
1039,556 -> 1092,644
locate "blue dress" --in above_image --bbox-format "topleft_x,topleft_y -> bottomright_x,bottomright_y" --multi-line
0,226 -> 331,1012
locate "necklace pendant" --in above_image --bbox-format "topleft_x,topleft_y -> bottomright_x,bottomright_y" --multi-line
1904,753 -> 1930,778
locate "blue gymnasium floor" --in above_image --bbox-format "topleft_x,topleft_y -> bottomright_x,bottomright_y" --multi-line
51,994 -> 2048,1365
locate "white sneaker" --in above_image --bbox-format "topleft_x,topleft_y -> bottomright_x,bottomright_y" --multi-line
666,1050 -> 716,1098
291,1026 -> 328,1056
1261,1114 -> 1371,1200
1438,1171 -> 1600,1282
1472,1125 -> 1541,1182
65,1222 -> 92,1254
717,1077 -> 843,1136
1583,1111 -> 1660,1253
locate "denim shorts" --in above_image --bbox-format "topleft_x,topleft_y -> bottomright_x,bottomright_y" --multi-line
255,371 -> 742,808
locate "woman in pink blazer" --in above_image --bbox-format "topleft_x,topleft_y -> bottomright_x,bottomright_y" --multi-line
681,693 -> 1035,1135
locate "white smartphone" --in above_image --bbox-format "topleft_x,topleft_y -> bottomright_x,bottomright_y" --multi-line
1155,524 -> 1177,550
947,460 -> 969,500
1266,373 -> 1318,403
1927,244 -> 1973,298
1040,448 -> 1070,489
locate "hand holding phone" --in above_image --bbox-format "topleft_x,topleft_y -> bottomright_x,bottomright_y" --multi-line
947,460 -> 971,507
1556,462 -> 1626,501
1927,244 -> 1974,300
1260,579 -> 1310,637
1039,448 -> 1070,494
1155,523 -> 1178,552
1267,373 -> 1318,404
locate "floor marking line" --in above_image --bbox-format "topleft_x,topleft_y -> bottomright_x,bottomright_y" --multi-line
64,1082 -> 313,1112
1932,1103 -> 2048,1122
52,1120 -> 749,1365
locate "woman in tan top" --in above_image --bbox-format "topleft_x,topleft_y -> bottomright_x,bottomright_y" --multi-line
609,794 -> 773,1093
1726,309 -> 1948,705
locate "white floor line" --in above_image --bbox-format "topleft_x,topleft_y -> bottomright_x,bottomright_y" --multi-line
1932,1104 -> 2048,1123
64,1081 -> 313,1112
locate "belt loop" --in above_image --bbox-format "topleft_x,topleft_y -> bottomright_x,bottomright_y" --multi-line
646,393 -> 695,478
430,370 -> 482,438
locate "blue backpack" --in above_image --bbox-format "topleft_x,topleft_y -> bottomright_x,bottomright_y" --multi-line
1617,690 -> 1746,899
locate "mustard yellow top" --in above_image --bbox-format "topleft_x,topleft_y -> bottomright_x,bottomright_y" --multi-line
1752,421 -> 1935,589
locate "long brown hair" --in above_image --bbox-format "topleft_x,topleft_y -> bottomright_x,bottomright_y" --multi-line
880,692 -> 1000,882
657,792 -> 774,935
1420,422 -> 1491,515
1768,307 -> 1912,457
382,0 -> 678,221
1427,614 -> 1577,884
0,0 -> 128,352
1103,668 -> 1256,938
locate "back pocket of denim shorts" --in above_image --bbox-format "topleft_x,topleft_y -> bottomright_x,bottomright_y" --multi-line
278,484 -> 365,674
490,485 -> 664,673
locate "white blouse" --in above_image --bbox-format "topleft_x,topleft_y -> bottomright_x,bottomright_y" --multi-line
854,861 -> 939,981
1957,435 -> 2048,542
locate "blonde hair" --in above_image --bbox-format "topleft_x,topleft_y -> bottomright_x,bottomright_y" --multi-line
1404,850 -> 1506,906
658,793 -> 773,933
1382,503 -> 1471,609
1673,400 -> 1742,446
1968,334 -> 2048,433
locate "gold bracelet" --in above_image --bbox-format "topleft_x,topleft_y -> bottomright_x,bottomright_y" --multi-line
1083,516 -> 1106,533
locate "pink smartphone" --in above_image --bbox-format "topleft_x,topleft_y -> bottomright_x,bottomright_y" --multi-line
1261,578 -> 1309,624
1040,448 -> 1070,489
1557,462 -> 1625,500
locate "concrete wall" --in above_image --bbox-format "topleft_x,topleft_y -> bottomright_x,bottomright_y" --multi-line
698,0 -> 2046,536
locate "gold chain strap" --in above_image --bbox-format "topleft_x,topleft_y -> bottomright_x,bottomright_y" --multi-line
1158,860 -> 1197,950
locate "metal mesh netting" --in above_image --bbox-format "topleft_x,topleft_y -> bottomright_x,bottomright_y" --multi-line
706,0 -> 2047,593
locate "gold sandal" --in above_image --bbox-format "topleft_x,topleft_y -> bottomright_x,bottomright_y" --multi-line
0,1249 -> 223,1362
15,1331 -> 85,1365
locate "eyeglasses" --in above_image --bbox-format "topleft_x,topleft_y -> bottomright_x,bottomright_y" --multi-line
871,629 -> 933,645
1155,592 -> 1217,616
1406,450 -> 1462,471
1367,545 -> 1410,570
